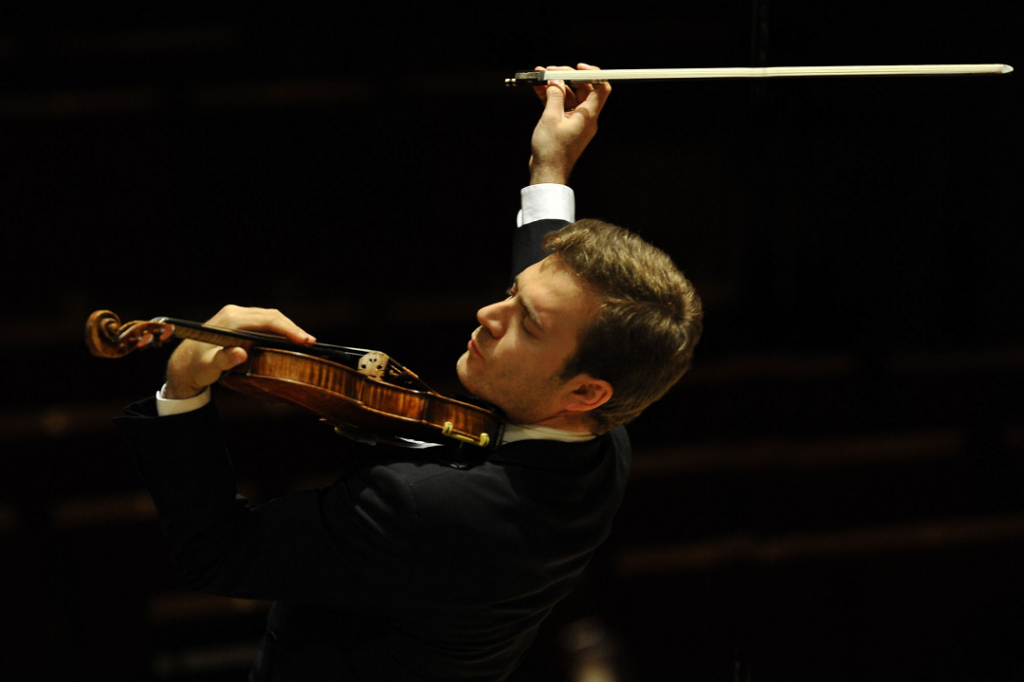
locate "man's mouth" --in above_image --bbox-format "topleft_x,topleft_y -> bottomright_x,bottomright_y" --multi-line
468,329 -> 484,358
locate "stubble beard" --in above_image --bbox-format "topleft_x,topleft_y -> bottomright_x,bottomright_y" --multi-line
455,350 -> 472,394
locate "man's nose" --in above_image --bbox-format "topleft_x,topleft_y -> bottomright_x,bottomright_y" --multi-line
477,300 -> 508,339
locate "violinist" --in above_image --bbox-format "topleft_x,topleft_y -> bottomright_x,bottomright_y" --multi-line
116,63 -> 702,681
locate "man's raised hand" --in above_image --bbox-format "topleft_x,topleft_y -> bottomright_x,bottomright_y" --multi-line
529,62 -> 612,185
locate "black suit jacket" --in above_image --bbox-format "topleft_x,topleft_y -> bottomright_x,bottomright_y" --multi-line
116,218 -> 632,681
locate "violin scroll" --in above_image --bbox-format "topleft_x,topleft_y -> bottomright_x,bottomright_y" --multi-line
85,309 -> 173,359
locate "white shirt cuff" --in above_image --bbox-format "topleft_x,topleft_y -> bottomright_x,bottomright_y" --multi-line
155,384 -> 212,416
516,184 -> 575,227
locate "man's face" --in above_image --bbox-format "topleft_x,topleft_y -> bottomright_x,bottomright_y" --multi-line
456,255 -> 599,425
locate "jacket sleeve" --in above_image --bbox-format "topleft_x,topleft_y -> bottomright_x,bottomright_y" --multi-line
511,219 -> 569,280
116,398 -> 417,616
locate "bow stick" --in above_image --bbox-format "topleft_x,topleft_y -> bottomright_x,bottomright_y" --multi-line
505,64 -> 1013,86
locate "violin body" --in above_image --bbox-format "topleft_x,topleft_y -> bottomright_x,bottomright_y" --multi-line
221,347 -> 502,448
86,310 -> 503,449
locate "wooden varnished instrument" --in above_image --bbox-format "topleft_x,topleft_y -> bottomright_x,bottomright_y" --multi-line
86,310 -> 503,449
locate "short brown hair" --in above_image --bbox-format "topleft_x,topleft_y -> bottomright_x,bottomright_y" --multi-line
545,219 -> 703,433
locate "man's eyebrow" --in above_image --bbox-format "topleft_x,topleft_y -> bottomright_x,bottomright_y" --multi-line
513,275 -> 544,332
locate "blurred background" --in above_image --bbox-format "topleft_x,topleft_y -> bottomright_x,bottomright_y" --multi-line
2,2 -> 1022,680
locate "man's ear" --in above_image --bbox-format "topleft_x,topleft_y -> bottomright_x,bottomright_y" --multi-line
562,375 -> 613,413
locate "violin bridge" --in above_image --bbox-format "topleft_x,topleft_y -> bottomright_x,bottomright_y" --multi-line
357,351 -> 390,379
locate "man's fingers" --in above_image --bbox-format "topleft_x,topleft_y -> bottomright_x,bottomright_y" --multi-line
534,63 -> 608,113
532,65 -> 547,103
213,346 -> 249,371
533,64 -> 572,104
574,81 -> 596,99
542,65 -> 576,110
164,339 -> 247,399
191,345 -> 248,382
592,80 -> 612,108
541,79 -> 567,119
563,84 -> 579,111
571,63 -> 597,99
575,62 -> 611,114
253,310 -> 315,344
575,84 -> 610,118
207,305 -> 316,345
165,305 -> 308,400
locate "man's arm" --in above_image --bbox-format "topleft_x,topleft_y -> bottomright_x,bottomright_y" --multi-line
116,398 -> 418,613
514,63 -> 611,275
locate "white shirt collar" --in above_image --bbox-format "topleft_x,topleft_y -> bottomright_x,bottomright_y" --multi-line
501,422 -> 596,445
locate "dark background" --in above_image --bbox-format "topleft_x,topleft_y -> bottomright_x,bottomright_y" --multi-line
2,3 -> 1022,680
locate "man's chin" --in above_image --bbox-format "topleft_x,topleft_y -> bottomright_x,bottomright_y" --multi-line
455,351 -> 474,394
456,352 -> 495,405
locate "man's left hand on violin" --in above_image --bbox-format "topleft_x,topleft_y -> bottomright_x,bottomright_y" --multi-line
163,305 -> 316,400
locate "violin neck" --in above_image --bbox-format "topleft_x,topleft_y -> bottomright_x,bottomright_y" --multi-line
85,309 -> 431,392
156,317 -> 430,391
157,317 -> 274,350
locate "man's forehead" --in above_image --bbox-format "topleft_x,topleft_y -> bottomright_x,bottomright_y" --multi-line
525,256 -> 596,316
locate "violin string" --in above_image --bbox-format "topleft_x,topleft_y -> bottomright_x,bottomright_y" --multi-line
149,316 -> 438,392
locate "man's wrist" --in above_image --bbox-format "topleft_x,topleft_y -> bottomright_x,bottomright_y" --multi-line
163,379 -> 206,401
156,384 -> 212,417
529,164 -> 569,186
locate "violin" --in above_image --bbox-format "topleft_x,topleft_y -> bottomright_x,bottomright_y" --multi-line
85,310 -> 503,449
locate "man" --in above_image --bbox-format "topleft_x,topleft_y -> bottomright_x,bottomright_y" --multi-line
116,63 -> 702,680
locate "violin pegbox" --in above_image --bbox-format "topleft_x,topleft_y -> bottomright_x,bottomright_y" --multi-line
85,309 -> 173,358
357,351 -> 390,379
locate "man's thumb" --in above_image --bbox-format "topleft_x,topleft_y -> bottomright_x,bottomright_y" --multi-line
215,346 -> 249,371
